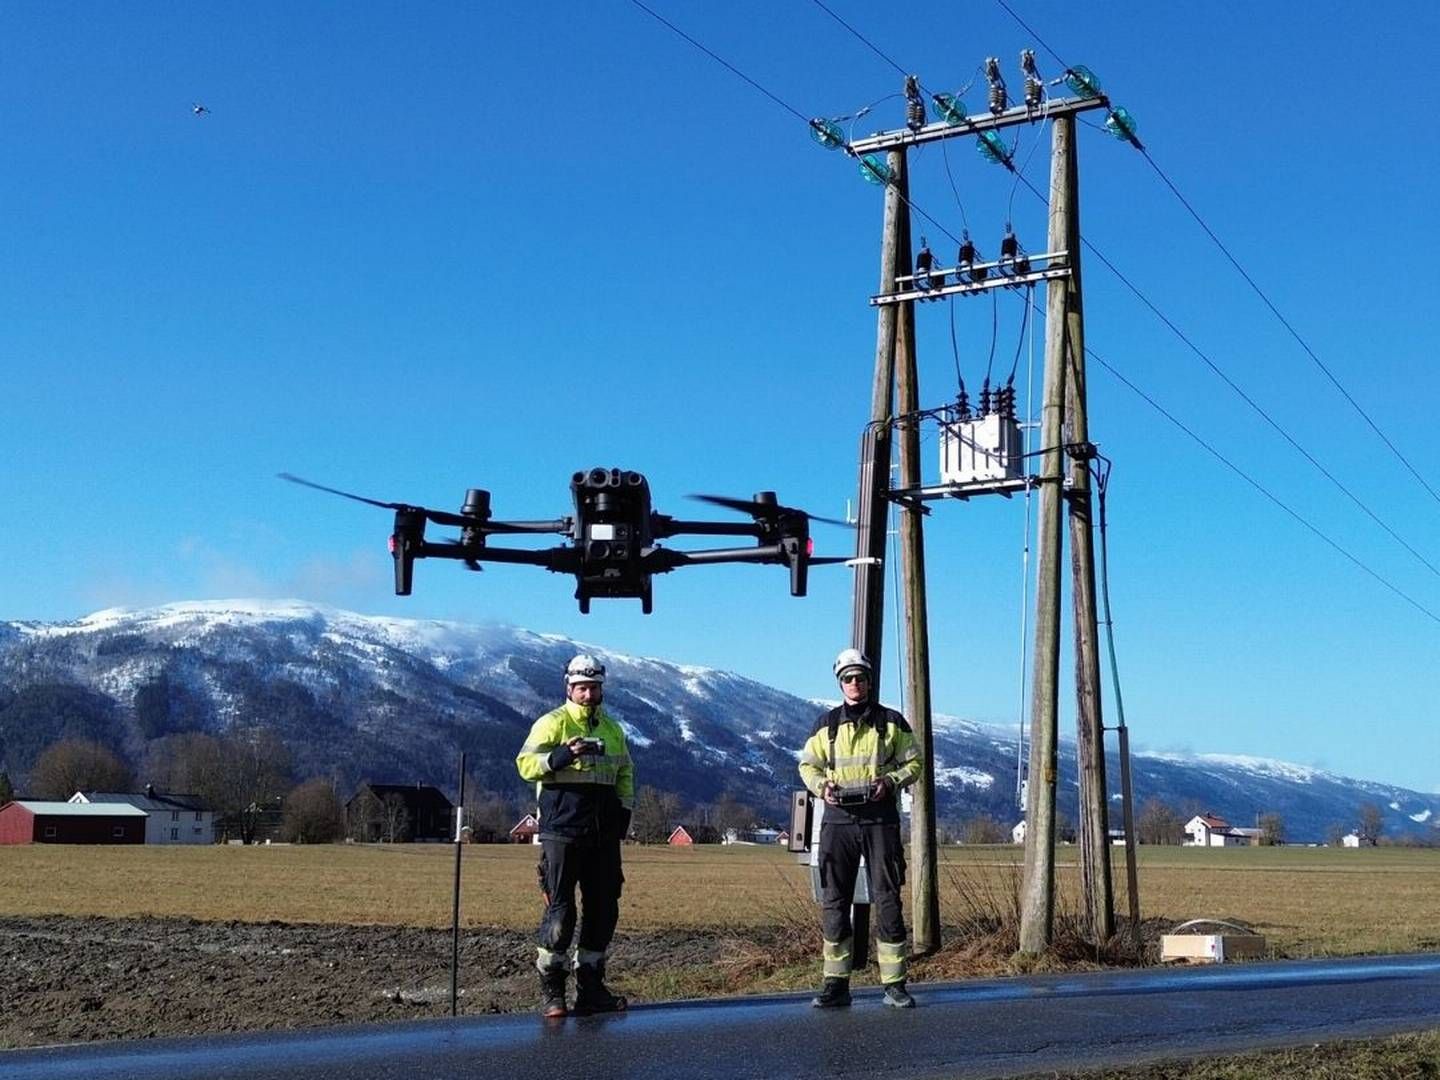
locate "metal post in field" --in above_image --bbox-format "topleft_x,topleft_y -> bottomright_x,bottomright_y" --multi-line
450,751 -> 466,1016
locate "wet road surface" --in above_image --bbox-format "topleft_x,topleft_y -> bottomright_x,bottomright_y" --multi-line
7,953 -> 1440,1079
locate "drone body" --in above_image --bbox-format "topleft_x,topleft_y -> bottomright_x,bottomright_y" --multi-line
281,467 -> 848,614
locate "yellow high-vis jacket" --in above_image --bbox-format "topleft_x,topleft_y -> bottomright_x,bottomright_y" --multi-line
798,703 -> 922,825
516,700 -> 634,840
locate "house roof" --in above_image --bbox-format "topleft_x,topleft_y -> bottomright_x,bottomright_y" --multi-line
8,801 -> 147,817
349,783 -> 454,814
77,791 -> 211,813
510,814 -> 539,832
1195,815 -> 1229,828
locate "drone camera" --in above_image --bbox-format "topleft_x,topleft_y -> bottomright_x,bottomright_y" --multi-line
571,466 -> 654,611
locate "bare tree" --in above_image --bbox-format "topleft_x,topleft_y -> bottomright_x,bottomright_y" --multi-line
1258,812 -> 1286,846
347,789 -> 384,842
960,815 -> 1007,845
1357,802 -> 1385,846
1325,822 -> 1346,847
0,771 -> 13,804
465,791 -> 517,843
145,729 -> 292,843
1137,798 -> 1184,845
631,785 -> 679,844
28,738 -> 133,798
381,793 -> 412,842
281,779 -> 345,844
710,792 -> 756,839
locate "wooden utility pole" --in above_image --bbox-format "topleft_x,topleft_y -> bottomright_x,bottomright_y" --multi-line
1058,114 -> 1114,944
850,149 -> 905,682
1018,117 -> 1073,955
892,175 -> 940,956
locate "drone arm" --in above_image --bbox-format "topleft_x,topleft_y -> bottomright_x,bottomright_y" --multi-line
650,516 -> 765,540
645,540 -> 813,597
480,519 -> 574,536
421,542 -> 579,572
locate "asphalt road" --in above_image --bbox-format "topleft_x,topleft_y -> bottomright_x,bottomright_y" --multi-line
7,954 -> 1440,1080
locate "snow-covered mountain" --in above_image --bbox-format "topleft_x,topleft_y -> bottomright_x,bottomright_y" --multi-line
0,600 -> 1433,839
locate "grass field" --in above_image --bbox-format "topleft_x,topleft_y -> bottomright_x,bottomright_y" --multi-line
3,842 -> 1437,957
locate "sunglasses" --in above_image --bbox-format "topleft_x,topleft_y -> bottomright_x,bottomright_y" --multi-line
839,672 -> 870,684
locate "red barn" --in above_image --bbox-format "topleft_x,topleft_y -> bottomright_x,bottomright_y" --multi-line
667,825 -> 694,846
0,800 -> 147,845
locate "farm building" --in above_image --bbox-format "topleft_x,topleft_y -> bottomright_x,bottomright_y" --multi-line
509,813 -> 540,844
1183,814 -> 1253,847
667,825 -> 694,846
0,800 -> 147,845
347,782 -> 454,842
71,786 -> 215,845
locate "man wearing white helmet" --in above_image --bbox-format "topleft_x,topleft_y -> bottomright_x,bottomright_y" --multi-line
798,648 -> 923,1009
516,653 -> 635,1018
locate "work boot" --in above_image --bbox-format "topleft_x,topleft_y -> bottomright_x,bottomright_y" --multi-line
882,981 -> 916,1008
538,969 -> 568,1018
573,962 -> 627,1015
811,977 -> 852,1008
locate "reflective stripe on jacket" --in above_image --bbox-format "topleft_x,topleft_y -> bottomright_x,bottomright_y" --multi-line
797,704 -> 922,824
516,701 -> 634,840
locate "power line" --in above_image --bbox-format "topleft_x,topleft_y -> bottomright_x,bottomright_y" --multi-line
632,2 -> 1440,623
627,0 -> 812,126
809,0 -> 909,80
1089,347 -> 1440,628
989,0 -> 1440,506
1012,174 -> 1440,582
1135,149 -> 1440,507
630,0 -> 964,252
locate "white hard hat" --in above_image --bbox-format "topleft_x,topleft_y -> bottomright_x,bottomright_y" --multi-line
565,654 -> 606,685
832,648 -> 872,680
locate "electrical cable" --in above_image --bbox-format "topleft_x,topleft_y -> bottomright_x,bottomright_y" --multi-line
1090,346 -> 1440,628
1135,148 -> 1440,507
939,138 -> 971,232
1006,286 -> 1032,383
948,298 -> 966,397
633,0 -> 1440,626
631,0 -> 969,254
809,0 -> 910,80
984,289 -> 999,385
627,0 -> 813,125
989,0 -> 1440,507
1012,173 -> 1440,581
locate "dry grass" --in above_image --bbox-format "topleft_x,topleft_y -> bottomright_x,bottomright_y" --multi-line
1,843 -> 1437,960
1046,1029 -> 1440,1079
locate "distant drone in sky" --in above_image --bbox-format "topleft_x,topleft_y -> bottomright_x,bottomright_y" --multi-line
192,103 -> 210,116
279,468 -> 852,614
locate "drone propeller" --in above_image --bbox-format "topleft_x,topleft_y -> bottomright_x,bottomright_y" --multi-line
686,493 -> 853,528
277,472 -> 472,529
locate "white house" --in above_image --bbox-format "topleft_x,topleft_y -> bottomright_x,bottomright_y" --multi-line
1341,831 -> 1362,848
1183,813 -> 1249,847
71,786 -> 215,845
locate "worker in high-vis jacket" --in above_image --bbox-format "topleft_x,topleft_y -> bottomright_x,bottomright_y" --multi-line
798,648 -> 923,1008
516,653 -> 634,1018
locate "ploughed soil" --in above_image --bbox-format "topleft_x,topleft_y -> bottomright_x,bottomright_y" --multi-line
0,916 -> 733,1050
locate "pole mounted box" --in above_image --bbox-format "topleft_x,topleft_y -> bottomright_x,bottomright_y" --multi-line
939,414 -> 1023,484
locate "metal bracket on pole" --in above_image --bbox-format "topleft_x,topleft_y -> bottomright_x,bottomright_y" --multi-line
848,95 -> 1107,155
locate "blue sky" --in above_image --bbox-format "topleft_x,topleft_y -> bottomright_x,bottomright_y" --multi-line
3,4 -> 1437,794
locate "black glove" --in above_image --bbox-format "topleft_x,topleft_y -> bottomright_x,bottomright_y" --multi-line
547,744 -> 577,771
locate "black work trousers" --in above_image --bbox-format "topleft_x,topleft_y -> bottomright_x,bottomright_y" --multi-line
818,819 -> 907,946
537,834 -> 623,959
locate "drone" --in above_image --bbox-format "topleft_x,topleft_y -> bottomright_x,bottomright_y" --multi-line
279,467 -> 851,614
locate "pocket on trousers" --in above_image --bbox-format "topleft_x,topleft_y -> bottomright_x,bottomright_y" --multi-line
887,845 -> 907,890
